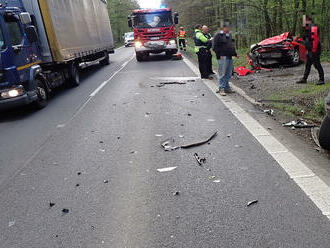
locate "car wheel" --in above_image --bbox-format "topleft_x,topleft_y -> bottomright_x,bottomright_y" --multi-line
34,78 -> 48,109
292,49 -> 301,66
319,115 -> 330,150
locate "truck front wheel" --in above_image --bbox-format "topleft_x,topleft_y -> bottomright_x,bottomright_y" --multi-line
100,52 -> 110,66
34,78 -> 48,109
136,53 -> 144,62
319,115 -> 330,150
68,63 -> 80,87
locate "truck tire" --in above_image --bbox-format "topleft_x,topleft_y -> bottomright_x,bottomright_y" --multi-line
33,78 -> 48,109
68,63 -> 80,87
136,53 -> 143,62
100,52 -> 110,66
319,116 -> 330,150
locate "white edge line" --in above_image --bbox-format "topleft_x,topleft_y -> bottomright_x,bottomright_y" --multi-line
183,56 -> 330,219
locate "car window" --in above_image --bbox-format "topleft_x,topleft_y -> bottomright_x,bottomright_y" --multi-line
5,21 -> 23,46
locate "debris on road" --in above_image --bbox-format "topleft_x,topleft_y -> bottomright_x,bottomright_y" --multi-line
157,166 -> 177,172
161,132 -> 218,151
247,200 -> 258,207
145,112 -> 151,117
130,151 -> 138,154
99,141 -> 104,144
187,113 -> 192,116
62,208 -> 69,214
49,202 -> 56,208
283,119 -> 315,128
227,133 -> 232,138
77,172 -> 82,176
173,191 -> 180,196
213,180 -> 221,183
76,184 -> 80,187
194,153 -> 206,166
156,82 -> 186,87
8,221 -> 15,227
209,176 -> 216,180
155,134 -> 163,137
103,180 -> 109,184
264,109 -> 274,116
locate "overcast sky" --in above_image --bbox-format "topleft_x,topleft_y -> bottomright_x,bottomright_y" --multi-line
138,0 -> 161,8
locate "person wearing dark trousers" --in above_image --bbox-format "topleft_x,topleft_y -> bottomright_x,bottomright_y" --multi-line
194,24 -> 212,79
296,15 -> 325,85
202,25 -> 215,76
212,23 -> 238,96
178,27 -> 186,51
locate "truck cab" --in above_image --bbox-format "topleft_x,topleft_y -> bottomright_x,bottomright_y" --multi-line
0,2 -> 44,110
128,8 -> 179,61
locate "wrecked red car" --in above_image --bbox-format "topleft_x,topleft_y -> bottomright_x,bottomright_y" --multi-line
248,32 -> 307,68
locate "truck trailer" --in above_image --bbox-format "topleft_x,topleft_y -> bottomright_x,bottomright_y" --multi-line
0,0 -> 114,110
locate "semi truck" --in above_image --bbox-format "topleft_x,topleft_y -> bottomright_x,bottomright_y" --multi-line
0,0 -> 114,110
128,8 -> 178,61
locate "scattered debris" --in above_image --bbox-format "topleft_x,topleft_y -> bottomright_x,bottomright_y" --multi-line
76,184 -> 80,187
173,191 -> 180,196
49,202 -> 56,208
207,119 -> 215,122
250,83 -> 256,89
117,136 -> 121,140
247,200 -> 258,207
99,149 -> 105,152
155,134 -> 163,137
227,133 -> 232,138
209,176 -> 216,180
234,145 -> 241,148
145,112 -> 151,117
179,135 -> 184,138
99,141 -> 104,144
62,208 -> 69,214
194,153 -> 206,166
103,180 -> 109,184
77,172 -> 82,176
161,132 -> 218,151
8,221 -> 15,227
157,166 -> 177,172
157,82 -> 186,87
283,119 -> 315,128
264,109 -> 274,116
213,180 -> 221,183
130,151 -> 138,154
187,113 -> 192,116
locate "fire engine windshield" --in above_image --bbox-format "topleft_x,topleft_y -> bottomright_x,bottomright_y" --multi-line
133,12 -> 173,28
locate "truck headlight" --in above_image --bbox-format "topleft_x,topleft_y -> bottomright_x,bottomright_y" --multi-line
135,41 -> 143,48
0,87 -> 24,99
169,40 -> 176,45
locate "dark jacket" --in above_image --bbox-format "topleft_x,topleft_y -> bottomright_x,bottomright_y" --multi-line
212,31 -> 237,58
304,24 -> 321,54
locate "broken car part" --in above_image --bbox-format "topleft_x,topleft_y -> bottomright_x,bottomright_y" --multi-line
194,153 -> 206,166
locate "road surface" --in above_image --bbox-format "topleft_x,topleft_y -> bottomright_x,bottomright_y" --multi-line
1,47 -> 330,247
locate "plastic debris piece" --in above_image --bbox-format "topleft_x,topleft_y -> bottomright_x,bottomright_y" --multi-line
103,180 -> 109,184
49,202 -> 56,208
264,109 -> 274,116
99,149 -> 105,152
209,176 -> 216,180
161,140 -> 179,151
77,172 -> 82,176
227,134 -> 232,138
247,200 -> 258,206
157,81 -> 186,87
99,141 -> 104,144
145,112 -> 151,117
213,180 -> 221,183
283,119 -> 315,128
155,134 -> 163,137
8,221 -> 15,227
157,166 -> 177,172
187,113 -> 192,116
130,151 -> 138,154
76,184 -> 80,187
207,119 -> 215,122
62,208 -> 69,214
180,131 -> 218,149
173,191 -> 180,196
194,153 -> 206,166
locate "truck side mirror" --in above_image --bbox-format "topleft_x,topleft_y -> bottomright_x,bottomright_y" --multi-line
128,16 -> 132,28
25,26 -> 38,43
174,12 -> 179,25
20,12 -> 32,24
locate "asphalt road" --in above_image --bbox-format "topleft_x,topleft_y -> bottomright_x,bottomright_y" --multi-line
1,47 -> 330,248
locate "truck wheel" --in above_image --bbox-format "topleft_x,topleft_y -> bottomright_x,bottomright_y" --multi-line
319,116 -> 330,150
100,52 -> 110,66
68,63 -> 80,87
136,53 -> 143,62
34,78 -> 48,109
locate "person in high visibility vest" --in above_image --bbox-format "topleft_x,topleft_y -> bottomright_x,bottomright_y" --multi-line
194,24 -> 212,79
178,27 -> 186,51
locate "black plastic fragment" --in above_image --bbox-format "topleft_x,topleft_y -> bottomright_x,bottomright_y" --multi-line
247,200 -> 258,207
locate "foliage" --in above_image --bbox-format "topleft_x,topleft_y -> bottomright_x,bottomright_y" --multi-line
107,0 -> 139,46
162,0 -> 330,50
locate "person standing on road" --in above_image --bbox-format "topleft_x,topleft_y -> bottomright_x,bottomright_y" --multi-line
212,23 -> 238,96
202,25 -> 216,76
178,27 -> 187,51
194,24 -> 212,79
296,15 -> 325,85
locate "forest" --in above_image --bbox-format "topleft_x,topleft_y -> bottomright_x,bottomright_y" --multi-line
162,0 -> 330,50
107,0 -> 139,46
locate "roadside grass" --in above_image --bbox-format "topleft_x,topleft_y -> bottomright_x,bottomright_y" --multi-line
268,83 -> 330,122
321,51 -> 330,62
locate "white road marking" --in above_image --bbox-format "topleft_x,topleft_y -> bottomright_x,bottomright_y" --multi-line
183,56 -> 330,220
